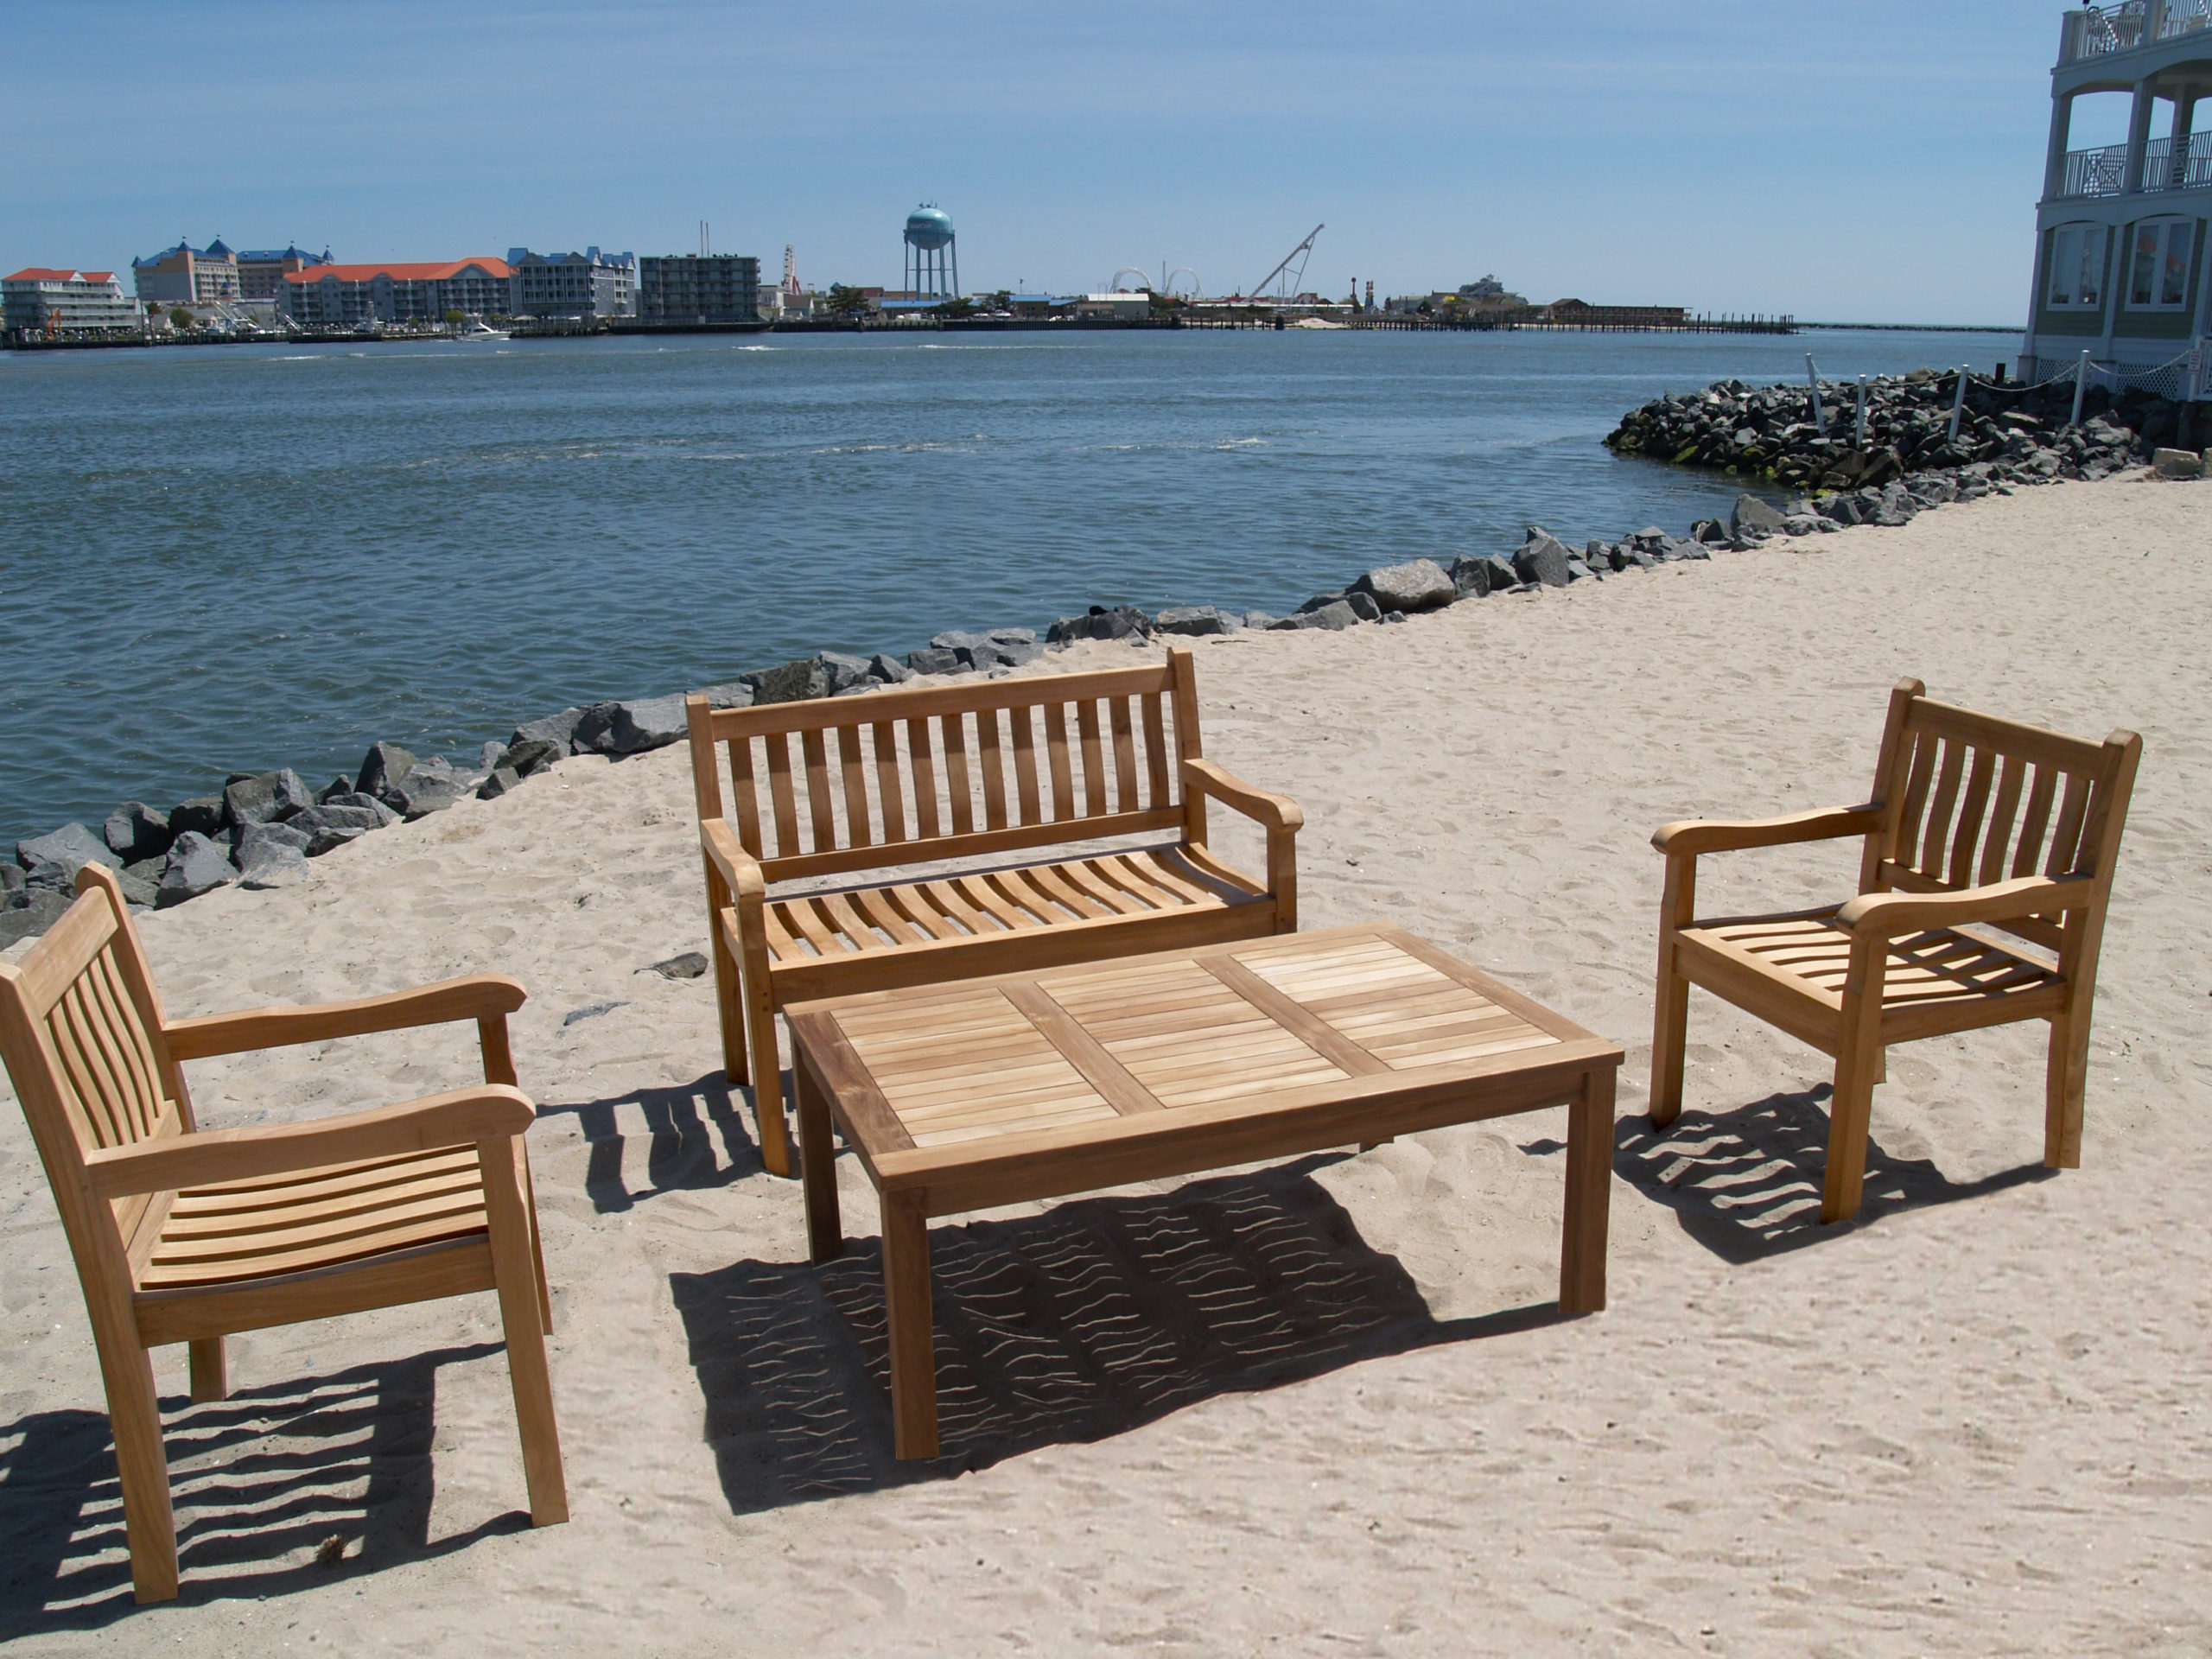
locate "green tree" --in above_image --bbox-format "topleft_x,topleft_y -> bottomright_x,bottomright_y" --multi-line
445,308 -> 466,327
168,306 -> 194,330
823,284 -> 873,318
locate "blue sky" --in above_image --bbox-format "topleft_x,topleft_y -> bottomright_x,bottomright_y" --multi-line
3,2 -> 2066,323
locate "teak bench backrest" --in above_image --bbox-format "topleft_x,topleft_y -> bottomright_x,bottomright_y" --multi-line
1859,678 -> 2141,954
686,651 -> 1206,884
0,877 -> 190,1292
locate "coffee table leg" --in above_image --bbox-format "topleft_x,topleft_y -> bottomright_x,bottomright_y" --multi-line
1560,1067 -> 1615,1313
796,1057 -> 843,1263
880,1189 -> 939,1459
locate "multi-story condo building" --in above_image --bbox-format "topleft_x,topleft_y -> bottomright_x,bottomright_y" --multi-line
236,245 -> 332,300
2026,3 -> 2212,391
278,258 -> 514,325
132,238 -> 242,304
2,269 -> 144,335
507,247 -> 637,317
637,254 -> 761,323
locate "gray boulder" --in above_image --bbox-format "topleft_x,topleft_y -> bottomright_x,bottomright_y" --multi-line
356,742 -> 416,799
1154,605 -> 1230,637
476,766 -> 523,801
493,737 -> 563,778
115,863 -> 161,908
1046,606 -> 1151,645
104,802 -> 172,863
156,833 -> 238,908
1565,557 -> 1598,582
957,640 -> 1042,671
0,863 -> 21,899
289,798 -> 398,856
510,707 -> 588,753
385,760 -> 464,821
2152,447 -> 2204,480
169,796 -> 226,839
699,682 -> 754,709
816,651 -> 874,694
18,823 -> 124,892
1239,611 -> 1279,631
1512,531 -> 1576,588
224,768 -> 312,829
868,653 -> 913,683
0,888 -> 74,948
1270,600 -> 1359,632
1446,555 -> 1516,598
314,776 -> 355,804
904,646 -> 961,676
930,630 -> 990,652
236,821 -> 313,890
1732,494 -> 1788,537
1351,558 -> 1455,613
575,695 -> 690,757
744,659 -> 832,705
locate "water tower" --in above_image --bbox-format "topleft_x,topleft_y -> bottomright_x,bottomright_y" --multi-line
904,204 -> 958,301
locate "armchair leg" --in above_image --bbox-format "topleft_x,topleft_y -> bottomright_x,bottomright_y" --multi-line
95,1331 -> 177,1603
481,1138 -> 569,1527
743,971 -> 791,1179
1821,956 -> 1886,1223
188,1338 -> 226,1403
2044,1007 -> 2089,1169
1649,944 -> 1689,1130
709,901 -> 748,1086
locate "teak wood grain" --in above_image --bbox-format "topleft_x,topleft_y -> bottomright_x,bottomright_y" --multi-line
785,924 -> 1622,1459
1649,678 -> 2141,1223
687,645 -> 1303,1176
0,867 -> 568,1604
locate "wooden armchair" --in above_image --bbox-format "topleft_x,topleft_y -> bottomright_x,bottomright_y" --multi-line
1649,678 -> 2141,1224
0,866 -> 566,1604
687,645 -> 1302,1176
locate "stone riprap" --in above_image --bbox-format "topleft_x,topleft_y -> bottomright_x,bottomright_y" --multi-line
1603,370 -> 2182,493
14,381 -> 2199,944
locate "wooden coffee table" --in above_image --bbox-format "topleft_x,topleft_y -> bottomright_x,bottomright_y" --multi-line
783,922 -> 1623,1458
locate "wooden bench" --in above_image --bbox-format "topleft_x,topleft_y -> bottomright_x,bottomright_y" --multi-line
685,645 -> 1302,1176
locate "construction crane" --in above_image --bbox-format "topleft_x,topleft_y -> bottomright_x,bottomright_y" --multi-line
1249,224 -> 1324,301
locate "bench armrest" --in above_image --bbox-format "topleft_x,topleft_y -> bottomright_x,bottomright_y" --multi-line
701,818 -> 766,900
1836,874 -> 2093,938
1181,759 -> 1306,832
164,975 -> 529,1060
1652,804 -> 1881,858
85,1086 -> 536,1198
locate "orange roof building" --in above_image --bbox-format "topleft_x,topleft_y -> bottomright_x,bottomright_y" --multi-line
278,257 -> 513,326
3,267 -> 143,335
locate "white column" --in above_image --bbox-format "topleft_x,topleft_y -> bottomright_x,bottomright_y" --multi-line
2122,77 -> 2157,194
2046,90 -> 2075,200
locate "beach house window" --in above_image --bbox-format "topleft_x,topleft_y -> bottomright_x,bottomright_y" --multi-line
2126,218 -> 2195,309
2047,224 -> 2107,308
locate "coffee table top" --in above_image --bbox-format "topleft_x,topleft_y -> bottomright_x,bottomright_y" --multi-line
785,924 -> 1621,1208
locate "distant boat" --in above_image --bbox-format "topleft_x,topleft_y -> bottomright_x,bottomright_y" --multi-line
452,319 -> 509,341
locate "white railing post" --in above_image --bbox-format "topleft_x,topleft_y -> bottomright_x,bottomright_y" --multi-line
2072,349 -> 2094,425
1806,354 -> 1822,429
1948,366 -> 1969,442
1854,376 -> 1867,448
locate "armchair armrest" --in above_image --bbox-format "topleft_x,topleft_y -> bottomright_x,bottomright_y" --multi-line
1653,804 -> 1881,858
1835,874 -> 2093,938
164,975 -> 527,1060
85,1085 -> 536,1198
1181,758 -> 1306,832
700,818 -> 766,900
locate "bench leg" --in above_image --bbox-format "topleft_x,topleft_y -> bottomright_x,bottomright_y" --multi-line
881,1190 -> 938,1459
1560,1067 -> 1615,1313
797,1059 -> 843,1262
1821,945 -> 1886,1224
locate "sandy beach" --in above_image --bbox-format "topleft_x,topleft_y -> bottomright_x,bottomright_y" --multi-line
3,470 -> 2207,1656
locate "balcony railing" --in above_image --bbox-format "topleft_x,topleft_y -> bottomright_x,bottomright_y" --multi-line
2060,143 -> 2130,196
2143,130 -> 2212,188
2062,0 -> 2212,61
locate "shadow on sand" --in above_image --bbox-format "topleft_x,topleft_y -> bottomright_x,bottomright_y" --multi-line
0,1344 -> 525,1636
671,1154 -> 1567,1514
544,1072 -> 764,1214
1614,1084 -> 2054,1262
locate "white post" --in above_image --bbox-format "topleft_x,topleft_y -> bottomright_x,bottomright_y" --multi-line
1854,375 -> 1868,448
2071,349 -> 2093,426
1948,365 -> 1969,442
1805,354 -> 1822,429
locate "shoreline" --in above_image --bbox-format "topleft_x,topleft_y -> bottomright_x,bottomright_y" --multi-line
3,467 -> 2206,1651
4,365 -> 2185,947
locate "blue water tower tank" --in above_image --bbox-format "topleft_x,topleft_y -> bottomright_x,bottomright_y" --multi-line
904,207 -> 955,251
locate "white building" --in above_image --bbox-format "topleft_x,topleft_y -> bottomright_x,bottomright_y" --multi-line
1065,292 -> 1154,321
3,269 -> 144,335
506,247 -> 637,318
280,258 -> 514,325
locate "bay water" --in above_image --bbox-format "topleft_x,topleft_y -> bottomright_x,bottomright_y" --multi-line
0,325 -> 2017,850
